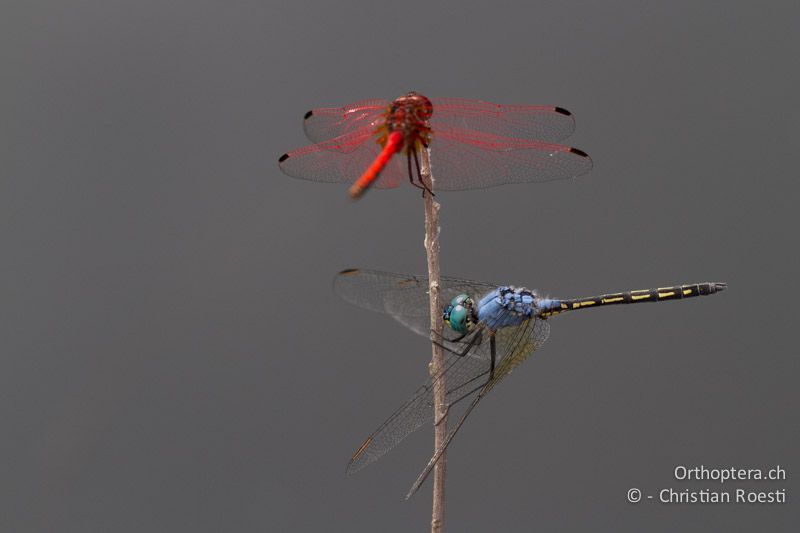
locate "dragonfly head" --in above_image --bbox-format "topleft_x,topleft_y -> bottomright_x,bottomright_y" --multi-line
394,92 -> 434,121
443,294 -> 477,334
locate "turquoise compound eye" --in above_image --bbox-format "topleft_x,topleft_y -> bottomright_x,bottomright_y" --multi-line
447,305 -> 469,333
450,294 -> 469,307
442,294 -> 473,334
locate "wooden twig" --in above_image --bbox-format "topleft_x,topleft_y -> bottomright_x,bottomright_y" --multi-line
420,147 -> 445,533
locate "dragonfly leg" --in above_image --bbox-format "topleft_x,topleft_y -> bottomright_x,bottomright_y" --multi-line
440,333 -> 495,412
406,334 -> 498,499
431,328 -> 483,357
413,149 -> 434,197
431,325 -> 488,347
406,385 -> 491,499
431,337 -> 472,357
430,328 -> 469,343
406,152 -> 426,192
489,333 -> 496,375
445,370 -> 491,411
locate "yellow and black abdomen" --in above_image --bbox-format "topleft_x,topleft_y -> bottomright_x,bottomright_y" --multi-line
538,282 -> 727,318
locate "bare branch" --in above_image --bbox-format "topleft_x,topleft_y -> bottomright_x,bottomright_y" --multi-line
421,147 -> 446,533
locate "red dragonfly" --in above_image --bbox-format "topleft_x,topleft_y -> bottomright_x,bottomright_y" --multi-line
278,92 -> 592,199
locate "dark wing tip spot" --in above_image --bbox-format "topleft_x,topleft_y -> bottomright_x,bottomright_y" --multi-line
278,153 -> 289,163
339,268 -> 360,275
570,147 -> 589,158
304,110 -> 313,120
554,106 -> 572,116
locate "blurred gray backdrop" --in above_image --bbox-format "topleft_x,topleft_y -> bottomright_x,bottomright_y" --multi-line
2,1 -> 797,531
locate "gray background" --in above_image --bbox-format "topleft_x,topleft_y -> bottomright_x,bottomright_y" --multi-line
2,1 -> 797,531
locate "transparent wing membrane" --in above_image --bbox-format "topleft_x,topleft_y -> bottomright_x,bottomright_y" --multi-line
405,317 -> 550,498
333,268 -> 725,496
347,314 -> 550,475
336,269 -> 553,477
279,95 -> 591,193
280,126 -> 590,192
301,97 -> 578,144
428,128 -> 592,190
302,99 -> 389,143
333,269 -> 498,338
430,98 -> 576,143
346,326 -> 492,474
279,131 -> 404,189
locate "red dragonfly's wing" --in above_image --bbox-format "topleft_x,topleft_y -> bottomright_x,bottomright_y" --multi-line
302,99 -> 390,143
428,128 -> 593,191
278,129 -> 404,189
301,97 -> 578,144
430,98 -> 577,143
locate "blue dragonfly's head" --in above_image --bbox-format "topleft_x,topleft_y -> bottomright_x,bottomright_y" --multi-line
443,294 -> 476,334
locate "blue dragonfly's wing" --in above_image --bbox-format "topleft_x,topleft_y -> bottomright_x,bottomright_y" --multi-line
405,316 -> 551,498
336,268 -> 553,475
333,268 -> 498,340
347,314 -> 551,478
489,315 -> 550,386
346,326 -> 494,474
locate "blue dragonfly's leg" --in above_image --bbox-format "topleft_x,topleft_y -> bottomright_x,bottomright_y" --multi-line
430,327 -> 475,348
406,385 -> 492,500
406,329 -> 506,498
445,372 -> 490,410
442,333 -> 496,413
429,335 -> 461,355
430,328 -> 483,357
430,328 -> 466,343
489,333 -> 496,375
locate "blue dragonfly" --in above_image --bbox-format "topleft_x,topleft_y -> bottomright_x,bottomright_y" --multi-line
334,268 -> 726,498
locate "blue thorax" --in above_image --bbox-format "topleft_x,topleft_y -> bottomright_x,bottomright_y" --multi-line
444,287 -> 565,334
476,286 -> 537,329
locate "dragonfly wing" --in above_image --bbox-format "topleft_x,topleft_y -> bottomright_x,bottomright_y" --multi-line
405,383 -> 488,499
430,98 -> 577,143
347,377 -> 437,474
279,130 -> 404,189
405,316 -> 550,497
333,269 -> 498,338
347,326 -> 495,474
302,99 -> 389,143
489,317 -> 550,387
428,128 -> 592,191
301,97 -> 577,144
